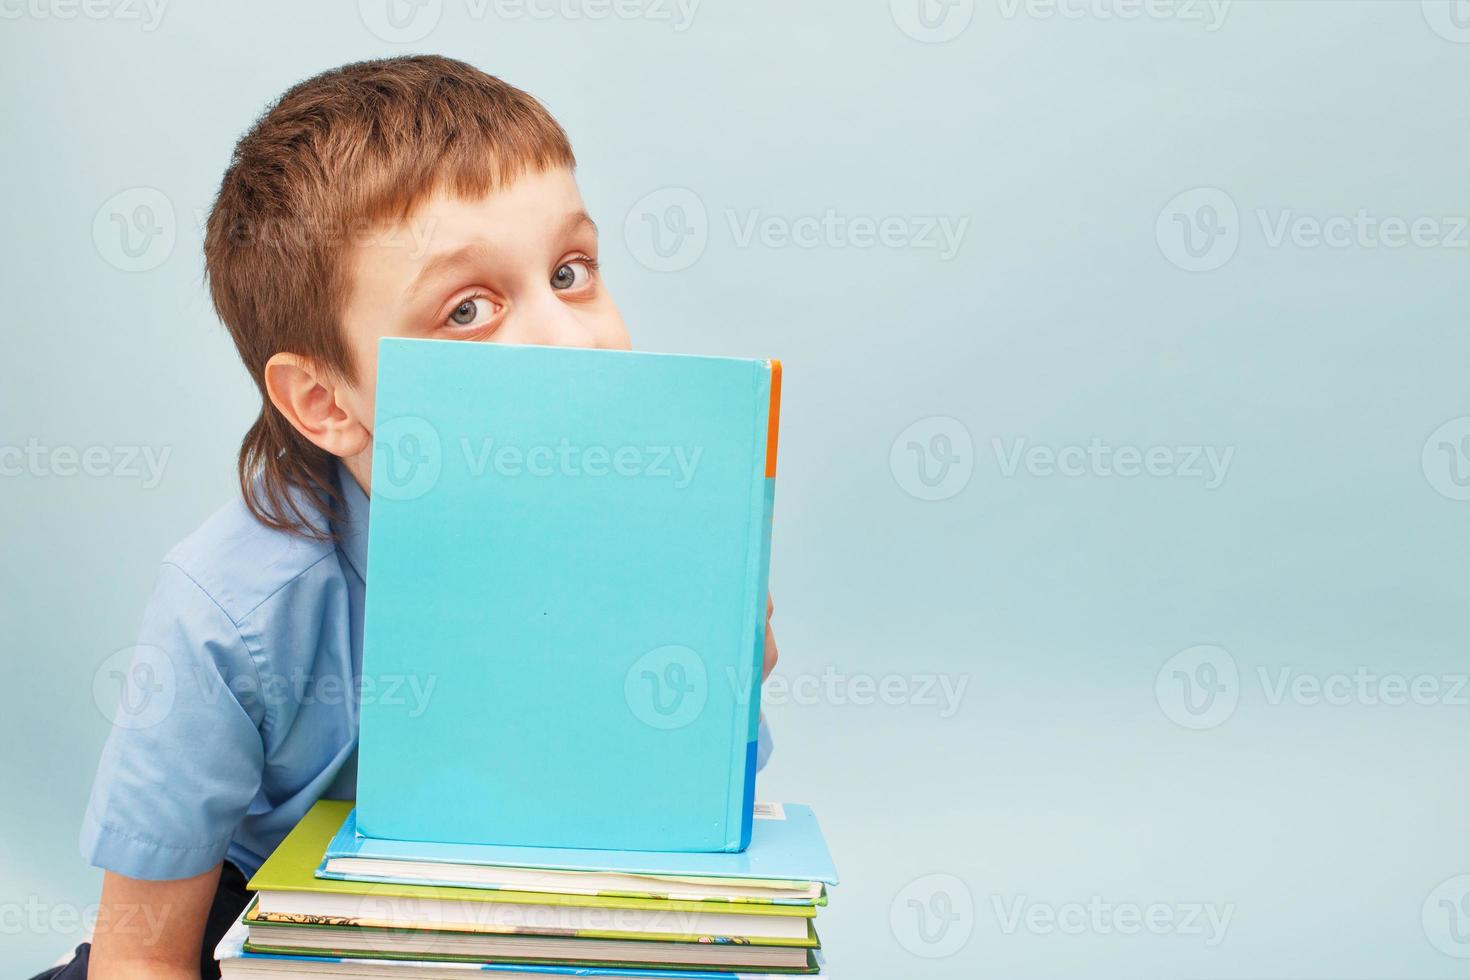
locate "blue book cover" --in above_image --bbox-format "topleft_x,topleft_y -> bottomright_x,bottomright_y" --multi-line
359,340 -> 781,853
320,804 -> 838,886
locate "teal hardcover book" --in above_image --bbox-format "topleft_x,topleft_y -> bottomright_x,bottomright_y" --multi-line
358,339 -> 781,852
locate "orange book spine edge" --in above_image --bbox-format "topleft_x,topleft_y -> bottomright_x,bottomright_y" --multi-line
765,359 -> 782,478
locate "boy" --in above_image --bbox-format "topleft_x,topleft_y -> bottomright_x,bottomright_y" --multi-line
46,56 -> 778,980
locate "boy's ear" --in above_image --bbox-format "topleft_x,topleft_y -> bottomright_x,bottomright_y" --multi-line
263,353 -> 371,460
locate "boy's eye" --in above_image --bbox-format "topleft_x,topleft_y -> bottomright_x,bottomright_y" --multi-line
447,296 -> 495,328
551,260 -> 593,292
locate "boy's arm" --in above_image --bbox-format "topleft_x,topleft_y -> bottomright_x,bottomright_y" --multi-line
89,864 -> 222,980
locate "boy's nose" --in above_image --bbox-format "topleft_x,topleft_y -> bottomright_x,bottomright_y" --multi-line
520,293 -> 600,349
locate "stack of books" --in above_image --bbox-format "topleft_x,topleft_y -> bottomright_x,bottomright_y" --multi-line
215,800 -> 836,977
214,344 -> 834,977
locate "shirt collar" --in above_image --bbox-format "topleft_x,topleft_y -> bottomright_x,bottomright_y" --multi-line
334,461 -> 370,582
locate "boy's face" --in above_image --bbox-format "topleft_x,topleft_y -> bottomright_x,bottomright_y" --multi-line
322,166 -> 630,491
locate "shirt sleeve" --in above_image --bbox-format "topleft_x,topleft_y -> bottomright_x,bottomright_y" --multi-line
756,713 -> 773,772
79,562 -> 267,880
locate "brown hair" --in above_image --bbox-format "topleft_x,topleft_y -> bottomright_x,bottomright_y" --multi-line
204,56 -> 575,538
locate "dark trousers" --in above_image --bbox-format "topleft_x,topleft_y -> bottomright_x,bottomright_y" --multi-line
30,863 -> 249,980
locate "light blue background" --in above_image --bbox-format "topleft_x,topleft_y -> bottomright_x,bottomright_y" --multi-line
3,1 -> 1469,976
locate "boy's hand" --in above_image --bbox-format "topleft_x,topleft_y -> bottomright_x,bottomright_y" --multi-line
89,865 -> 220,980
763,593 -> 779,681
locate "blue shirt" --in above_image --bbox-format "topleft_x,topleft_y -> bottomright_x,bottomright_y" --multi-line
81,465 -> 772,881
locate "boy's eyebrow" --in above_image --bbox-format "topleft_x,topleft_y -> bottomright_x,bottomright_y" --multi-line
565,210 -> 598,237
404,211 -> 599,301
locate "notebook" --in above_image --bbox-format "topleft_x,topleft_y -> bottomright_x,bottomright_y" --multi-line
318,803 -> 838,899
359,340 -> 781,852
